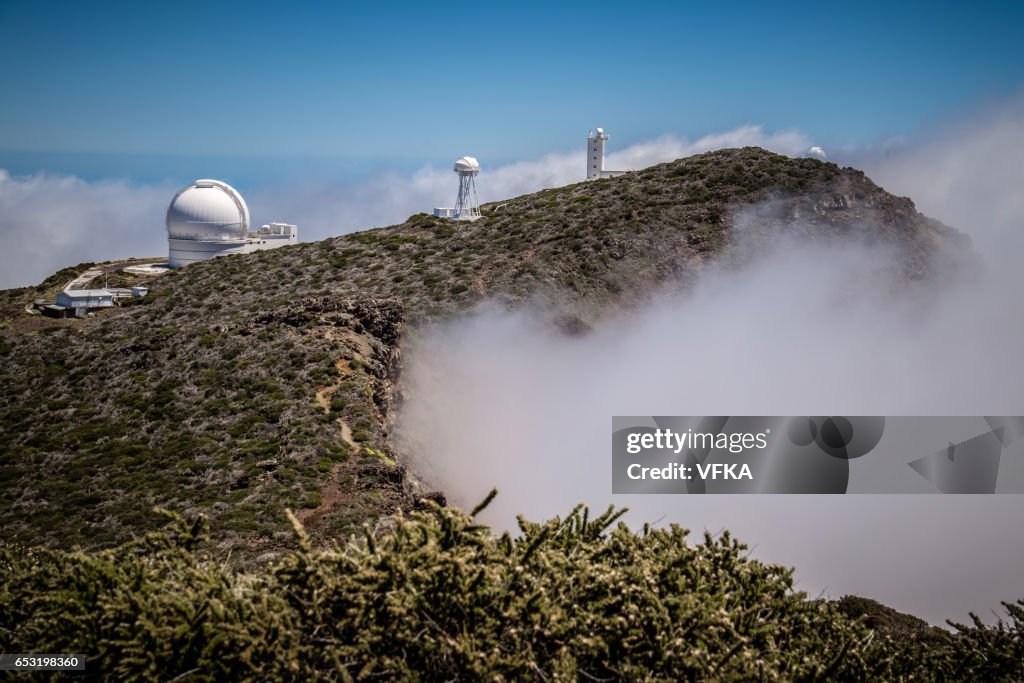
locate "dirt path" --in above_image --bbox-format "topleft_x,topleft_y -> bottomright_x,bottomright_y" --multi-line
313,359 -> 359,453
299,359 -> 359,523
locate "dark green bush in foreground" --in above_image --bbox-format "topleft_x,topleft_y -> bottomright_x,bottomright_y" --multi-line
1,495 -> 1022,681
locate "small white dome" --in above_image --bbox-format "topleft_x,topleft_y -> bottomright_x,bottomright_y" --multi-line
807,146 -> 828,161
166,179 -> 250,240
453,156 -> 480,175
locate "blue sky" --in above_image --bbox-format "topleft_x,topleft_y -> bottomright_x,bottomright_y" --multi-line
0,0 -> 1021,183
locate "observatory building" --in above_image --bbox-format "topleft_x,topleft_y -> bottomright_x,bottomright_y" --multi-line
806,146 -> 828,160
433,156 -> 482,221
587,128 -> 626,180
166,179 -> 298,268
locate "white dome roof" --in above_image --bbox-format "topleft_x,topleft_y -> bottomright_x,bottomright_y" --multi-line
166,179 -> 250,240
453,156 -> 480,174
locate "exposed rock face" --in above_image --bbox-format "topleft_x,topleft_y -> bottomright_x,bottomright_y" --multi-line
715,165 -> 974,281
247,298 -> 404,348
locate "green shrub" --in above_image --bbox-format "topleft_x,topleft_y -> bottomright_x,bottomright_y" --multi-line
2,497 -> 1020,681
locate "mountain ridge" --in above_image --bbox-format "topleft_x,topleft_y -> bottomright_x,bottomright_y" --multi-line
0,146 -> 974,556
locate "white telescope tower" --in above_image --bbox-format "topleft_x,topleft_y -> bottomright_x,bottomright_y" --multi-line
452,156 -> 482,221
587,128 -> 609,179
586,127 -> 626,180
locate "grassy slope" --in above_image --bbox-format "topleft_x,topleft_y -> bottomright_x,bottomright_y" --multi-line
0,147 -> 971,557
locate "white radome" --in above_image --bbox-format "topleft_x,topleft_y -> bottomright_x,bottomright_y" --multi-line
166,179 -> 250,241
453,156 -> 480,175
807,146 -> 828,161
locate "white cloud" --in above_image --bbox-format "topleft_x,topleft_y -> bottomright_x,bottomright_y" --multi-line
0,171 -> 170,289
860,97 -> 1024,266
605,126 -> 814,171
397,103 -> 1024,626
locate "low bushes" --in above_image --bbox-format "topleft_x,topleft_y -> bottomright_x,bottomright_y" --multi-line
3,495 -> 1022,681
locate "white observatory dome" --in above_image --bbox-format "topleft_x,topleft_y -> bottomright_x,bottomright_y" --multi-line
453,156 -> 480,175
166,179 -> 250,241
807,146 -> 828,161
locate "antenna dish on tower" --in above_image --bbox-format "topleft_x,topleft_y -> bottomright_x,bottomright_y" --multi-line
451,156 -> 482,220
454,156 -> 480,175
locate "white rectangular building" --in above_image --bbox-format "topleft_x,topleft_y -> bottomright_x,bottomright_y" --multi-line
56,289 -> 115,312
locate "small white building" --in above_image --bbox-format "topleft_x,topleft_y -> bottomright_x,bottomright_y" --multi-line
257,222 -> 298,239
587,128 -> 626,180
56,289 -> 115,313
166,179 -> 298,268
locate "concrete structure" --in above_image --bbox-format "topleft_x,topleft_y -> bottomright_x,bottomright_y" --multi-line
65,268 -> 104,292
433,156 -> 482,221
586,128 -> 626,180
42,304 -> 71,319
56,289 -> 115,315
166,179 -> 298,267
124,262 -> 172,276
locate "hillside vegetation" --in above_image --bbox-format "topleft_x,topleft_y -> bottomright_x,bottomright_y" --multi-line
3,499 -> 1022,681
0,147 -> 972,556
2,147 -> 1015,679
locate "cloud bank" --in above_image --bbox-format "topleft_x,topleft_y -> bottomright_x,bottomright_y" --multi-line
860,96 -> 1024,267
396,103 -> 1024,626
0,172 -> 171,289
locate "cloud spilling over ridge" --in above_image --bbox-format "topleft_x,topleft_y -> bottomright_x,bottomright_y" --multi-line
396,104 -> 1024,626
858,96 -> 1024,265
0,125 -> 815,289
